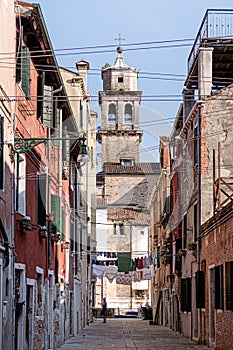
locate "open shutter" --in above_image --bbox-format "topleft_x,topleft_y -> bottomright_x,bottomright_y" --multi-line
42,85 -> 53,127
21,46 -> 31,97
215,265 -> 224,310
0,117 -> 4,190
51,100 -> 60,146
51,194 -> 60,234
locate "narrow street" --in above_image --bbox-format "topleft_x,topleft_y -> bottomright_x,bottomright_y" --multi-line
58,319 -> 210,350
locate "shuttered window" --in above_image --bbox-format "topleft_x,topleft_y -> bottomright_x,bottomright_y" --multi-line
215,265 -> 223,310
37,173 -> 47,226
196,270 -> 205,308
226,261 -> 233,310
181,278 -> 191,312
0,117 -> 4,190
21,46 -> 31,98
16,154 -> 26,215
51,194 -> 60,234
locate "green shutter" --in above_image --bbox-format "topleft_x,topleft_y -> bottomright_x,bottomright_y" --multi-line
0,117 -> 3,190
51,194 -> 61,234
21,46 -> 30,97
51,103 -> 60,147
42,85 -> 53,127
117,252 -> 132,273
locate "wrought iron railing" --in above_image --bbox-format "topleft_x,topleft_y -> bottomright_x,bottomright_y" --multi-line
188,9 -> 233,74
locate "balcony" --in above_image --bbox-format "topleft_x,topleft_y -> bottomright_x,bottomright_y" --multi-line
186,9 -> 233,89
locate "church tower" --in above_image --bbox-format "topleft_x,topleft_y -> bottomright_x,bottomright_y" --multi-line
98,47 -> 143,166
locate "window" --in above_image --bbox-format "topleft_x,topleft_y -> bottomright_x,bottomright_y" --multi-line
181,278 -> 191,312
108,103 -> 117,124
226,262 -> 233,310
124,103 -> 132,124
194,126 -> 198,166
196,270 -> 205,308
36,272 -> 43,316
118,77 -> 123,83
215,264 -> 223,310
194,204 -> 198,241
183,214 -> 187,249
37,173 -> 47,226
16,154 -> 26,215
0,117 -> 4,190
113,223 -> 125,236
120,159 -> 134,166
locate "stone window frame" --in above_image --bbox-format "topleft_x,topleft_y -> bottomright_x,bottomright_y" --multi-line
124,103 -> 133,124
108,103 -> 117,124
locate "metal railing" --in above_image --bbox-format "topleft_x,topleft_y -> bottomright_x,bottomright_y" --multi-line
188,9 -> 233,74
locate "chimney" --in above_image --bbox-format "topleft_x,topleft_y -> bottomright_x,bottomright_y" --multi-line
76,60 -> 90,87
198,47 -> 213,100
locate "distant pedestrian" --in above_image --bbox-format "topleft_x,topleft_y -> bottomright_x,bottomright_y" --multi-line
101,297 -> 107,323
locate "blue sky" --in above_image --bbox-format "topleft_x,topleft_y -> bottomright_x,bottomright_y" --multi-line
35,0 -> 233,163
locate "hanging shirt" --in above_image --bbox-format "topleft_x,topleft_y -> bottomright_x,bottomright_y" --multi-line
105,265 -> 118,283
92,264 -> 105,278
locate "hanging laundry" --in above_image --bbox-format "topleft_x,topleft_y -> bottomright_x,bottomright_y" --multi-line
105,265 -> 118,283
116,272 -> 132,285
133,270 -> 141,282
92,264 -> 105,278
117,252 -> 132,273
142,267 -> 152,280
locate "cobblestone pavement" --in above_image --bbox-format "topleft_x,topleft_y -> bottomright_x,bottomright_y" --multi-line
58,318 -> 210,350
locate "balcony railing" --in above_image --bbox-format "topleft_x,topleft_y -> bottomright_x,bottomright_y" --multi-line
188,9 -> 233,74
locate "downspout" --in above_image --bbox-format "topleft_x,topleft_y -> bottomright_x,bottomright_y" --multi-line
197,103 -> 202,272
197,102 -> 203,343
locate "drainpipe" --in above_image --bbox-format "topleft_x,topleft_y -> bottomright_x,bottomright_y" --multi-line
197,103 -> 202,272
11,139 -> 15,350
197,102 -> 203,343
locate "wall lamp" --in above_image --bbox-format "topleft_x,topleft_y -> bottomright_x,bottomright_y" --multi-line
76,140 -> 89,166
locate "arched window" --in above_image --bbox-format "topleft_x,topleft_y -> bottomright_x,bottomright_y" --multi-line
108,103 -> 117,124
124,103 -> 132,124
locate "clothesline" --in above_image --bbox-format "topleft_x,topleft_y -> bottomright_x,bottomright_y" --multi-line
92,264 -> 155,284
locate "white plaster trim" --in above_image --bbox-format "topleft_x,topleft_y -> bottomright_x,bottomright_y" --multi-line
15,263 -> 25,270
26,278 -> 35,286
48,269 -> 54,276
36,266 -> 44,275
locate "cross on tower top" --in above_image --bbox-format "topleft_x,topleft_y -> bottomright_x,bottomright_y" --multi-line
114,33 -> 125,47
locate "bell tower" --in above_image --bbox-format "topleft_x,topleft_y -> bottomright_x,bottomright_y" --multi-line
98,47 -> 143,166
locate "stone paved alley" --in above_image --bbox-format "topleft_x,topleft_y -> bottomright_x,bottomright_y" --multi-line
58,319 -> 210,350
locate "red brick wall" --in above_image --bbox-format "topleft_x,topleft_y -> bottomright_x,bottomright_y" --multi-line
200,215 -> 233,349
